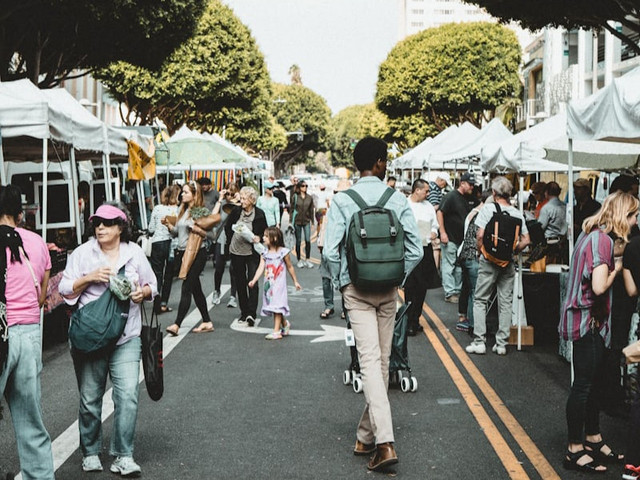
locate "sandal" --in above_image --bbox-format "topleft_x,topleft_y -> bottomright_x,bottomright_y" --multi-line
193,322 -> 214,333
320,308 -> 335,319
584,439 -> 625,464
165,324 -> 179,337
563,450 -> 607,473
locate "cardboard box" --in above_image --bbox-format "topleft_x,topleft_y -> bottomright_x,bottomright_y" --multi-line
508,325 -> 534,346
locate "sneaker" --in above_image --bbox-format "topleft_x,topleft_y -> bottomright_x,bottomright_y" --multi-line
82,455 -> 103,472
306,260 -> 314,268
212,291 -> 221,305
465,342 -> 486,355
281,319 -> 291,336
492,344 -> 507,356
265,331 -> 283,340
456,320 -> 470,332
297,260 -> 305,268
236,317 -> 246,326
623,464 -> 640,480
110,456 -> 141,477
246,315 -> 255,327
445,294 -> 460,304
227,296 -> 237,308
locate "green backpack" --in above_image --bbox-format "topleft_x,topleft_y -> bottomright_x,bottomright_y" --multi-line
343,188 -> 406,291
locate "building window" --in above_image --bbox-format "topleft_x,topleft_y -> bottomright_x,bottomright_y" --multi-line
411,9 -> 424,14
435,9 -> 454,14
410,22 -> 424,27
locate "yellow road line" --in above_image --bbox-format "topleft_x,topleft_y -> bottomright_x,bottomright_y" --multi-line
420,301 -> 561,480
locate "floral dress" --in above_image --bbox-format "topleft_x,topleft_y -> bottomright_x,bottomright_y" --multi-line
260,247 -> 290,317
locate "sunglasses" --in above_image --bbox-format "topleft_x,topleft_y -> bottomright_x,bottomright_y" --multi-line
92,217 -> 120,228
300,184 -> 308,188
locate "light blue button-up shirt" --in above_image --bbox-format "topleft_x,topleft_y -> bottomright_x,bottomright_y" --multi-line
323,176 -> 423,290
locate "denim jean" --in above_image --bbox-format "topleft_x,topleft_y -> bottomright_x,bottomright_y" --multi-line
295,223 -> 311,260
461,258 -> 479,325
0,324 -> 54,480
150,239 -> 175,311
320,255 -> 334,310
566,330 -> 606,444
72,337 -> 142,457
440,241 -> 462,297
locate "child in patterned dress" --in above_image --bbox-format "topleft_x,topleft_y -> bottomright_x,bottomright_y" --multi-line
249,227 -> 301,339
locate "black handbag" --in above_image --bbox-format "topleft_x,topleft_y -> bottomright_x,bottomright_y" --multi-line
69,266 -> 130,355
140,305 -> 164,401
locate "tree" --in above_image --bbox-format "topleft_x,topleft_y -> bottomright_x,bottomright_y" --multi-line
329,104 -> 389,167
376,22 -> 521,146
269,83 -> 332,174
96,0 -> 282,152
0,0 -> 207,87
463,0 -> 640,56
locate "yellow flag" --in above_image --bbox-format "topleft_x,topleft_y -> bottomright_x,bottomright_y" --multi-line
127,140 -> 156,180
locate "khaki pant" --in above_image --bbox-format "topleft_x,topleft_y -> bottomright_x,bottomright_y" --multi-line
342,284 -> 397,445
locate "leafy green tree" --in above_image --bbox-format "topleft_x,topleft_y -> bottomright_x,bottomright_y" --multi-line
376,22 -> 521,146
0,0 -> 207,87
463,0 -> 640,56
96,0 -> 282,152
329,104 -> 389,167
269,83 -> 332,174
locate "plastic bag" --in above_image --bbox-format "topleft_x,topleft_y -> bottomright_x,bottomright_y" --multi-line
232,223 -> 256,243
284,225 -> 295,250
109,274 -> 132,301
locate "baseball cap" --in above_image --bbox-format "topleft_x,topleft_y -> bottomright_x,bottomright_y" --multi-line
460,172 -> 476,185
264,181 -> 274,190
573,178 -> 590,188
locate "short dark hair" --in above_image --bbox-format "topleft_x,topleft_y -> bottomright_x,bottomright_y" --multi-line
411,179 -> 427,193
353,137 -> 387,172
197,177 -> 212,186
387,176 -> 396,183
546,181 -> 561,197
0,184 -> 23,221
610,175 -> 639,194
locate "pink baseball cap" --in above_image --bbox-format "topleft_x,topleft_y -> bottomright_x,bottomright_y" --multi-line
89,204 -> 127,222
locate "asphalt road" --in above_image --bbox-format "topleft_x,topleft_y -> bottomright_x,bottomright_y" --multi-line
0,240 -> 630,479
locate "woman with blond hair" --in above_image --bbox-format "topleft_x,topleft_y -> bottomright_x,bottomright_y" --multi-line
561,191 -> 639,474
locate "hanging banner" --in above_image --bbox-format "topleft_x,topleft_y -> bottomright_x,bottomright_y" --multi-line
128,140 -> 156,180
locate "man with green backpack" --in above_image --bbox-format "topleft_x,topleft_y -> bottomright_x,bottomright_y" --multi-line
323,137 -> 423,472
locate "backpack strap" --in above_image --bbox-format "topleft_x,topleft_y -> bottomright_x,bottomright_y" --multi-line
343,189 -> 368,210
375,187 -> 395,209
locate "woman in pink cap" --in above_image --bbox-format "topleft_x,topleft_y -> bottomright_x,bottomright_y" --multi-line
60,201 -> 157,477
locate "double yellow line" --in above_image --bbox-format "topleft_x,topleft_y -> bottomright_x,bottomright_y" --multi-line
402,293 -> 560,480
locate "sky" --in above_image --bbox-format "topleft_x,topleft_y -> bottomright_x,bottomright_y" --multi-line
223,0 -> 400,115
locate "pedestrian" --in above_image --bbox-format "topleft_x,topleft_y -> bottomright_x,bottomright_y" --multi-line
147,185 -> 180,314
573,178 -> 601,243
225,186 -> 268,326
323,137 -> 423,471
559,191 -> 638,474
437,172 -> 479,304
248,227 -> 301,339
531,182 -> 547,219
538,181 -> 567,263
0,185 -> 55,480
466,176 -> 530,356
291,180 -> 315,268
405,178 -> 440,336
163,181 -> 215,336
256,182 -> 281,228
212,182 -> 240,308
59,201 -> 157,477
386,176 -> 396,189
313,183 -> 330,236
272,181 -> 288,221
197,176 -> 220,212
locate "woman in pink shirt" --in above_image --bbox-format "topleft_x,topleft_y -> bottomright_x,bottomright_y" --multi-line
0,185 -> 54,480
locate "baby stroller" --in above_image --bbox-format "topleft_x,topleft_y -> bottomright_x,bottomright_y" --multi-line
342,301 -> 418,394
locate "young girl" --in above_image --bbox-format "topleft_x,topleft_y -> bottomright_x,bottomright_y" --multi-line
249,227 -> 301,340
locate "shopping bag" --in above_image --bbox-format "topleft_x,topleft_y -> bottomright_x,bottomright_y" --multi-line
284,225 -> 296,250
140,305 -> 164,401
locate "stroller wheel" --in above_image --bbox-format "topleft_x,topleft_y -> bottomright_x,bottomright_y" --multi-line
410,376 -> 418,392
400,376 -> 411,393
343,370 -> 351,385
353,376 -> 364,393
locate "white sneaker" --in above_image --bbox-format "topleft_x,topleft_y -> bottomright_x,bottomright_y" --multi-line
82,455 -> 103,472
297,260 -> 305,268
212,291 -> 221,305
492,344 -> 507,356
465,342 -> 486,355
236,317 -> 246,326
110,456 -> 141,477
227,296 -> 237,308
246,316 -> 255,327
306,260 -> 314,268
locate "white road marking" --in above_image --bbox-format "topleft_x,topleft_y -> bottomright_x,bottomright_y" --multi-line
230,318 -> 345,343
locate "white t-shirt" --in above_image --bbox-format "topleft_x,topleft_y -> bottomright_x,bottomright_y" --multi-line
314,190 -> 330,210
408,199 -> 439,246
475,202 -> 528,235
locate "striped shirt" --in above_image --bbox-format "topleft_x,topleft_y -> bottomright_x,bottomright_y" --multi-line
559,228 -> 614,347
427,181 -> 444,207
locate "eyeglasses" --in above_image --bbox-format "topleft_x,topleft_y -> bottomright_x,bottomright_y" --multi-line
92,217 -> 119,228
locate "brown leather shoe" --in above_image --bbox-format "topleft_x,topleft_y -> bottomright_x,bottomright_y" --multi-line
367,442 -> 398,471
353,440 -> 376,456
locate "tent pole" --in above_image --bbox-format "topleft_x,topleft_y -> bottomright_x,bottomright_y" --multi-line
517,174 -> 525,351
0,130 -> 6,185
568,138 -> 574,260
105,153 -> 113,201
42,139 -> 48,243
69,148 -> 82,246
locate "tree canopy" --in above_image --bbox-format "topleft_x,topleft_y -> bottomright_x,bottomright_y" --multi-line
463,0 -> 640,56
96,0 -> 281,152
269,83 -> 332,173
0,0 -> 207,87
376,22 -> 521,147
329,104 -> 389,167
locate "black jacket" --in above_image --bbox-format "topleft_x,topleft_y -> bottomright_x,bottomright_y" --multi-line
225,205 -> 268,256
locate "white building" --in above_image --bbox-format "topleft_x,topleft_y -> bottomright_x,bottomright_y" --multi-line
60,74 -> 124,127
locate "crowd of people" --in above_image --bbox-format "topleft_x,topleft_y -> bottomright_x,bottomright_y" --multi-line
3,135 -> 640,478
